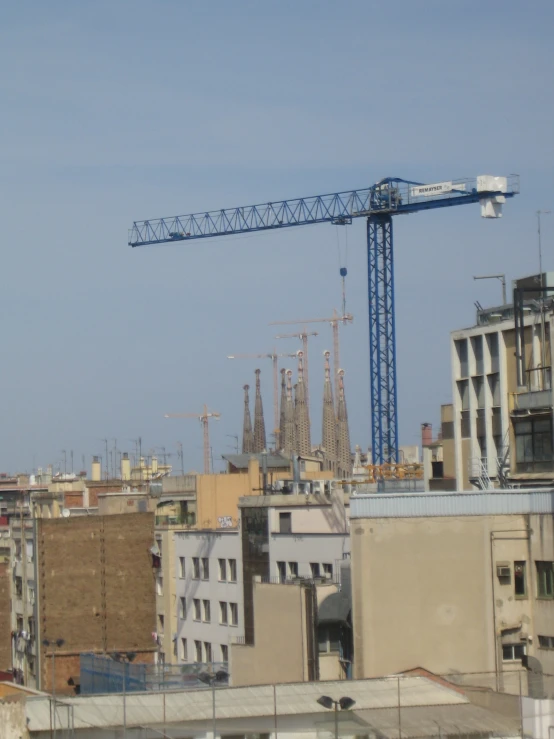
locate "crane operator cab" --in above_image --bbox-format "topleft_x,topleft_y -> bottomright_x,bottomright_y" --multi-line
369,179 -> 402,211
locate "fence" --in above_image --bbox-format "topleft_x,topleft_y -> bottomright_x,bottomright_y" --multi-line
80,653 -> 229,694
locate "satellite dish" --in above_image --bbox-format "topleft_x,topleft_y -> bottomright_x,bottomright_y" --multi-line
61,508 -> 70,518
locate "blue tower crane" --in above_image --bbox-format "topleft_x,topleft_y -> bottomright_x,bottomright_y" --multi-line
129,174 -> 519,465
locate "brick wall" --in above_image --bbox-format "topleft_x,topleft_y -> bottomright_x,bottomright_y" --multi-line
38,512 -> 156,693
0,561 -> 11,671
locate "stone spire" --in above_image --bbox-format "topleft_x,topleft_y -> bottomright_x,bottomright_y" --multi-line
253,368 -> 266,453
336,369 -> 352,478
283,370 -> 296,455
279,368 -> 287,451
294,351 -> 311,457
242,384 -> 254,454
321,351 -> 337,473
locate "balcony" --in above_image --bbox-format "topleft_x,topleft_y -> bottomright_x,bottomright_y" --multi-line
155,513 -> 196,528
511,390 -> 552,413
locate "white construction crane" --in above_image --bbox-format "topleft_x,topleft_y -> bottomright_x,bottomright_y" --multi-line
164,405 -> 220,474
272,309 -> 352,399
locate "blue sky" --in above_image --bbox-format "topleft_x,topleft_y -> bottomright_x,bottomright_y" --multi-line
0,1 -> 552,473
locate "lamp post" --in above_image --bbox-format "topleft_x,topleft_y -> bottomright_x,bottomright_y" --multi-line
198,670 -> 229,739
317,695 -> 356,739
42,638 -> 65,739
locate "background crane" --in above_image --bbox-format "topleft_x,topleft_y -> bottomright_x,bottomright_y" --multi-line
164,405 -> 220,474
227,351 -> 297,448
131,174 -> 519,464
274,331 -> 318,414
271,310 -> 353,401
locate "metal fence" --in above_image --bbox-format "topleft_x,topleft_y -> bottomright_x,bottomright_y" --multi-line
80,653 -> 229,694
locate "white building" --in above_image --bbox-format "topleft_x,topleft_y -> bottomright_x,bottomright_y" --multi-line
174,530 -> 242,667
450,274 -> 554,490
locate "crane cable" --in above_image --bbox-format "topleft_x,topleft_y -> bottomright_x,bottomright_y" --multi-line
335,226 -> 348,315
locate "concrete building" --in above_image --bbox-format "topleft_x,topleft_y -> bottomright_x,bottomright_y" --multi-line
350,489 -> 554,684
451,273 -> 554,489
231,488 -> 352,685
10,512 -> 157,693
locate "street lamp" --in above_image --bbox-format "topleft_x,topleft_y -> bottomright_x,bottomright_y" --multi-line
317,695 -> 356,739
198,670 -> 229,739
42,638 -> 65,739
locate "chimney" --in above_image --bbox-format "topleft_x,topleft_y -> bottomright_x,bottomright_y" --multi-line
421,423 -> 433,448
91,456 -> 101,482
121,453 -> 131,480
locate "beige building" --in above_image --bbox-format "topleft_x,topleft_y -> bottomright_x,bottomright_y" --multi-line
231,577 -> 347,686
451,274 -> 554,490
350,489 -> 554,684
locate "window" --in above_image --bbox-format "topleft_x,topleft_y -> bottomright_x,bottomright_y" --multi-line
221,644 -> 228,663
195,640 -> 202,662
502,643 -> 526,661
515,419 -> 553,472
179,597 -> 186,619
536,561 -> 554,598
473,376 -> 485,408
456,339 -> 468,377
288,561 -> 298,578
277,561 -> 286,583
204,642 -> 212,662
310,562 -> 320,578
318,624 -> 341,653
158,614 -> 165,633
514,562 -> 527,598
279,511 -> 292,534
218,558 -> 227,581
193,599 -> 201,621
538,635 -> 554,649
156,576 -> 163,596
179,557 -> 185,578
228,559 -> 237,582
181,638 -> 188,661
323,563 -> 333,580
489,372 -> 501,406
202,599 -> 211,622
192,557 -> 200,579
201,558 -> 210,580
219,601 -> 228,625
230,602 -> 238,626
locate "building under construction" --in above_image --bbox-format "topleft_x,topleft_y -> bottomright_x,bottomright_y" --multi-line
241,351 -> 353,477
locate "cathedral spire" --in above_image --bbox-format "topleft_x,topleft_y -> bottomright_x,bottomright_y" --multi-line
279,368 -> 287,451
283,369 -> 296,455
242,384 -> 254,454
321,351 -> 337,473
336,369 -> 352,477
253,368 -> 267,453
294,351 -> 311,457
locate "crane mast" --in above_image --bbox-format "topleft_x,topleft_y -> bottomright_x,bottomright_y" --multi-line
133,174 -> 519,464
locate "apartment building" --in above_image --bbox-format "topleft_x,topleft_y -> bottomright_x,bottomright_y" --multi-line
451,273 -> 554,489
10,512 -> 157,693
350,489 -> 554,683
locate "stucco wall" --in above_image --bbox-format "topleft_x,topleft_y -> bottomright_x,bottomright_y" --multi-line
231,582 -> 309,686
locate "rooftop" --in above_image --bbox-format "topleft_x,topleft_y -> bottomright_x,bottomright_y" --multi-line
350,488 -> 554,519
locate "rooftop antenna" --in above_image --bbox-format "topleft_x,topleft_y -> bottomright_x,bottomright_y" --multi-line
473,274 -> 507,305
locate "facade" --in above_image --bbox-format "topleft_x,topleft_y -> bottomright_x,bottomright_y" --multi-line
350,489 -> 554,683
10,512 -> 157,693
232,488 -> 352,685
451,275 -> 554,490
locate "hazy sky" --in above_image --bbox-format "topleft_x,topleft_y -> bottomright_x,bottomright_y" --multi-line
0,1 -> 552,474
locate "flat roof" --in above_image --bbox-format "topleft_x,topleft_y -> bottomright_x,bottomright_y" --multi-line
350,488 -> 554,519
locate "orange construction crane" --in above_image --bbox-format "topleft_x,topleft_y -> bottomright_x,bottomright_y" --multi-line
271,310 -> 352,400
273,330 -> 318,412
164,405 -> 220,474
227,351 -> 296,447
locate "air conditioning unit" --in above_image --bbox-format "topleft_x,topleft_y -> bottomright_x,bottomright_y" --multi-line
496,564 -> 511,578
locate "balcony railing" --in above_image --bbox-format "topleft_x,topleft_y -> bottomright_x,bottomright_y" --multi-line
155,513 -> 196,527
